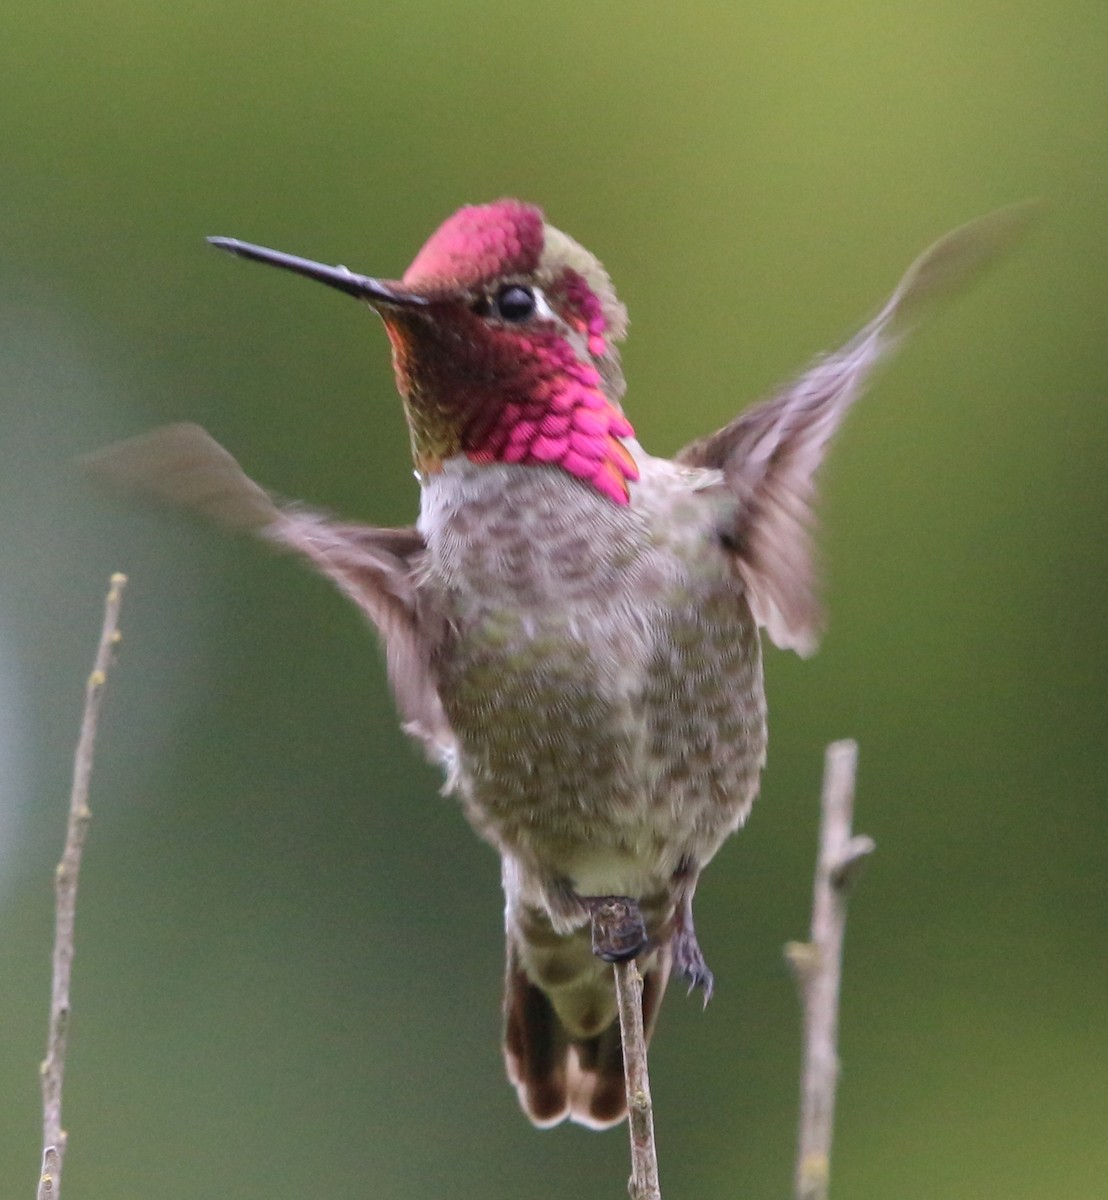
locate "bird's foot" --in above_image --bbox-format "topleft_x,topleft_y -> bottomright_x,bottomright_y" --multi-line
673,924 -> 714,1003
585,896 -> 648,963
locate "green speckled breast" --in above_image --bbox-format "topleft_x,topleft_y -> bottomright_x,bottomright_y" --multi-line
418,451 -> 767,905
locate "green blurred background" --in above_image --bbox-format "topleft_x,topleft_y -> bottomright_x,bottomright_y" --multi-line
2,3 -> 1105,1197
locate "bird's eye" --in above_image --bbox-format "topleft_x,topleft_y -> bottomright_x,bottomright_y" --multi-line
493,284 -> 536,322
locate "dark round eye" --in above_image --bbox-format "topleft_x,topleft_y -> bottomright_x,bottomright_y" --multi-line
493,284 -> 536,322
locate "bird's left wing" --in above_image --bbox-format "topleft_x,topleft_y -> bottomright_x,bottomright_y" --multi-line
676,205 -> 1033,656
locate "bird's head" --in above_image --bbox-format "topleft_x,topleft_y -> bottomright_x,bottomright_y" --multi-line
211,199 -> 638,504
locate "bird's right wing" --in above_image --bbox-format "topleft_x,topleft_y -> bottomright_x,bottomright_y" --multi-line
84,423 -> 454,764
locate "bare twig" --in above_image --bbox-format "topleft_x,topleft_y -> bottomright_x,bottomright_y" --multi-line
588,897 -> 661,1200
785,739 -> 874,1200
36,1148 -> 61,1200
38,573 -> 128,1200
614,958 -> 661,1200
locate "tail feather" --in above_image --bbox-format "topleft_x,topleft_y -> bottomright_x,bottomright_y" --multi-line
503,935 -> 672,1129
504,963 -> 570,1127
565,1029 -> 626,1130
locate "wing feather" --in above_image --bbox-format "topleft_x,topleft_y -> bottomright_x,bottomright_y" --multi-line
84,423 -> 453,762
677,205 -> 1034,655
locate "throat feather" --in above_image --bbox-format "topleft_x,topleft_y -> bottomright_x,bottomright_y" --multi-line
465,355 -> 638,505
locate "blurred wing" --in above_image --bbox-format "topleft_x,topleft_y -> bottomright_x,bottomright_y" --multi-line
677,204 -> 1034,656
84,423 -> 454,762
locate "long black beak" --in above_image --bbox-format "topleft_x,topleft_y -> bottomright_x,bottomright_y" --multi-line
207,237 -> 429,308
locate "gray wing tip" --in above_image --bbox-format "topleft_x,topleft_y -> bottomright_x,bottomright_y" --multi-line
80,422 -> 280,533
888,199 -> 1041,322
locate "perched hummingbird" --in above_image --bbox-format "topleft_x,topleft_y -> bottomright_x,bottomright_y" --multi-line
92,199 -> 1024,1129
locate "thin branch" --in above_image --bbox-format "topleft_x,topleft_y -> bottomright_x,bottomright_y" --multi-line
614,958 -> 661,1200
36,1148 -> 61,1200
588,897 -> 657,1200
785,739 -> 874,1200
589,898 -> 661,1200
38,573 -> 128,1200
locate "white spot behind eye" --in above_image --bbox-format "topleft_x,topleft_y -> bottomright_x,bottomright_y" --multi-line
531,287 -> 556,322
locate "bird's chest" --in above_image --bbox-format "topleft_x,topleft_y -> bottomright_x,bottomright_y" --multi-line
417,461 -> 764,876
421,463 -> 667,737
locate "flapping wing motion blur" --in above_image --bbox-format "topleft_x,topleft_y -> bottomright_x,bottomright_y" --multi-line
677,204 -> 1034,656
83,423 -> 453,761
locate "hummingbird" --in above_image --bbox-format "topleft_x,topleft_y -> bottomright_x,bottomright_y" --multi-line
91,199 -> 1026,1129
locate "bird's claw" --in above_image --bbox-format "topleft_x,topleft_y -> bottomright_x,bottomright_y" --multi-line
586,896 -> 649,962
